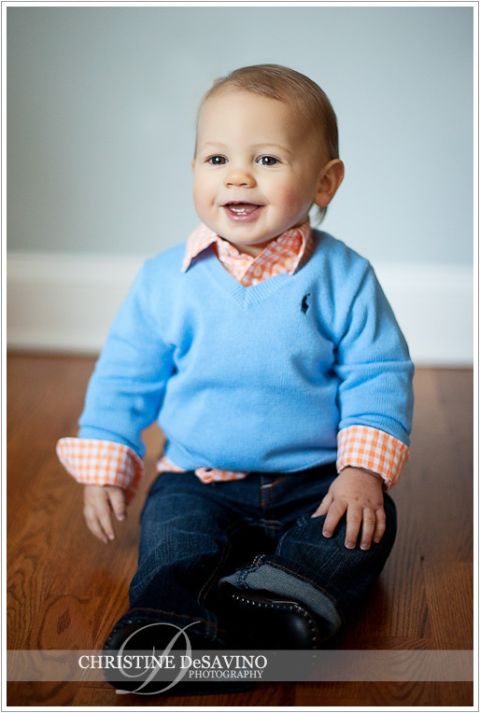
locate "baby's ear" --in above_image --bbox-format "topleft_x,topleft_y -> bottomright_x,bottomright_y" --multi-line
315,159 -> 345,209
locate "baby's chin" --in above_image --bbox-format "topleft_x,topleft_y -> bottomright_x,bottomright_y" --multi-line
201,215 -> 299,251
215,223 -> 289,244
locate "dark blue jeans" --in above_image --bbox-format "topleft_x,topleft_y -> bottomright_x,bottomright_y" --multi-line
128,464 -> 397,646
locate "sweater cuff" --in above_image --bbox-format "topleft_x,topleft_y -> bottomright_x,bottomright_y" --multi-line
56,437 -> 144,504
336,426 -> 409,489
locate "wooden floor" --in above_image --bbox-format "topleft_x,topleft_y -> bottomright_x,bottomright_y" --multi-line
7,354 -> 474,707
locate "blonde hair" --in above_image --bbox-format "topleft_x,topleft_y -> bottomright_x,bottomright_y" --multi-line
197,64 -> 340,223
199,63 -> 339,161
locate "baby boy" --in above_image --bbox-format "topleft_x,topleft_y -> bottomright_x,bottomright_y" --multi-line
57,64 -> 414,663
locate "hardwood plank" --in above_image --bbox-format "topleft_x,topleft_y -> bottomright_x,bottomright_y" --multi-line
294,682 -> 473,706
398,369 -> 473,563
423,562 -> 473,648
8,681 -> 294,707
8,682 -> 80,707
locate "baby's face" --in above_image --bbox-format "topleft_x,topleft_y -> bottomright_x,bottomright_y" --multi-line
192,89 -> 327,256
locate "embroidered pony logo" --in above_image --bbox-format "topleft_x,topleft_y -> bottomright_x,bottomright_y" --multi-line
301,293 -> 311,314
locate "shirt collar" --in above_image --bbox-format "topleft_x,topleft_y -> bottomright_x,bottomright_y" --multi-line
181,221 -> 313,275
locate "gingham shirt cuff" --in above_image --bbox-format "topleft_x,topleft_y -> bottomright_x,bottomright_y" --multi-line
56,438 -> 144,504
336,426 -> 409,489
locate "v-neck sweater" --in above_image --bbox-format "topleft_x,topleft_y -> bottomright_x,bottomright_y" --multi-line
74,229 -> 414,480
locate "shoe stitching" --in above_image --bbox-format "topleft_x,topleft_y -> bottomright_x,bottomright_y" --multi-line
229,592 -> 319,646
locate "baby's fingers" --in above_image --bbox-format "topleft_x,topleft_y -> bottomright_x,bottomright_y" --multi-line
96,502 -> 115,541
360,508 -> 376,550
373,507 -> 386,544
322,499 -> 346,539
345,505 -> 363,549
312,492 -> 333,518
84,504 -> 110,544
105,486 -> 127,522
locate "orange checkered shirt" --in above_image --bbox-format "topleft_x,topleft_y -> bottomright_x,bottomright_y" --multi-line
57,221 -> 409,502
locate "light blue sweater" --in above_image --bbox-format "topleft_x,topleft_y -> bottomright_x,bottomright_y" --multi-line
78,229 -> 414,473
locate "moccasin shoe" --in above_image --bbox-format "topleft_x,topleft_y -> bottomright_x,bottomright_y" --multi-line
219,584 -> 329,649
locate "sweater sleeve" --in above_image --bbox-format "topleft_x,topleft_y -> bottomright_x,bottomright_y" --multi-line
77,260 -> 175,458
334,261 -> 414,449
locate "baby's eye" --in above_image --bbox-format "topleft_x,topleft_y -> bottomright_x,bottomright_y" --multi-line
256,155 -> 279,166
207,155 -> 227,165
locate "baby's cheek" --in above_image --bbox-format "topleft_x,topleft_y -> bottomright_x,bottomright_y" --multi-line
192,179 -> 205,205
278,186 -> 311,215
193,180 -> 214,217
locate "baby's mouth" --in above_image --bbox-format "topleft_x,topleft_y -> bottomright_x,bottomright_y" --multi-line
222,202 -> 263,218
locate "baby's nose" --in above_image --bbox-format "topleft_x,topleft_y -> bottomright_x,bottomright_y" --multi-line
224,169 -> 256,188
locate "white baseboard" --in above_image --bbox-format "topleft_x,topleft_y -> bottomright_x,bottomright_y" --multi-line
7,252 -> 473,366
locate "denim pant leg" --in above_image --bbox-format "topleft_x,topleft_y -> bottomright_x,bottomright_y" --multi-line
128,471 -> 246,645
219,467 -> 397,638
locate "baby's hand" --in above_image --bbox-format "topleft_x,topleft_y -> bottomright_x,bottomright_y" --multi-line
83,484 -> 127,543
312,467 -> 385,550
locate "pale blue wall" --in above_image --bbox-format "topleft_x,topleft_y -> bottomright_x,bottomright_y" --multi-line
8,6 -> 473,264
